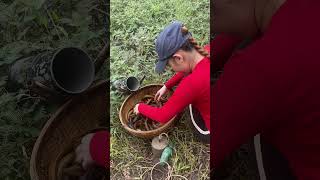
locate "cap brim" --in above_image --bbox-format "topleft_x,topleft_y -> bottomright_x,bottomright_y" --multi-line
155,59 -> 168,74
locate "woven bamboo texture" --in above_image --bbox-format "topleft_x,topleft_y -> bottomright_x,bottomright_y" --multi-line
119,84 -> 177,139
30,80 -> 108,180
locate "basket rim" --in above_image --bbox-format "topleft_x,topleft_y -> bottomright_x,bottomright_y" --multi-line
119,84 -> 176,137
30,97 -> 73,180
29,80 -> 107,180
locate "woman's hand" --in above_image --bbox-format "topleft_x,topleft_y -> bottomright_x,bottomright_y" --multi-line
134,104 -> 140,114
155,85 -> 168,101
75,133 -> 95,170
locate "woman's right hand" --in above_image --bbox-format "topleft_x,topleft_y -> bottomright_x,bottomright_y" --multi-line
75,133 -> 95,170
155,85 -> 168,101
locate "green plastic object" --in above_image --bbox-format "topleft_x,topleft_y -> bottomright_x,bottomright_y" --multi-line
160,146 -> 173,165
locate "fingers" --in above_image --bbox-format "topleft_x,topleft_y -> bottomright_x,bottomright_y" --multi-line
82,161 -> 88,171
75,134 -> 95,171
157,91 -> 164,101
157,94 -> 162,101
134,104 -> 139,114
154,91 -> 160,101
82,159 -> 91,171
75,145 -> 93,171
75,145 -> 83,164
161,85 -> 167,92
75,147 -> 87,170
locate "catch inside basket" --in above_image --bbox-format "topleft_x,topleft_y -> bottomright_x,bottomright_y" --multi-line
119,84 -> 178,139
30,80 -> 109,180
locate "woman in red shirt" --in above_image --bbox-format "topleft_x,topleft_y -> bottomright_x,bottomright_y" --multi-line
133,21 -> 211,143
75,131 -> 109,170
212,0 -> 320,179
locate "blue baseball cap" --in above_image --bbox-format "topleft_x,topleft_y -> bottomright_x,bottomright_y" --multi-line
155,21 -> 192,74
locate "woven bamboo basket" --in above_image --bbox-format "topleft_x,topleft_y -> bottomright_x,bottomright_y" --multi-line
119,84 -> 178,139
30,80 -> 108,180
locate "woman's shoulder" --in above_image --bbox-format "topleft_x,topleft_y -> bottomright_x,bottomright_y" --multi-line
180,60 -> 210,88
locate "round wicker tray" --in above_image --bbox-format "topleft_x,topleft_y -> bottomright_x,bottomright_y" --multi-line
30,80 -> 108,180
119,84 -> 178,139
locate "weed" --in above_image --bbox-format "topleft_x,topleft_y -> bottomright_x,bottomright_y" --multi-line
0,0 -> 107,179
110,0 -> 210,179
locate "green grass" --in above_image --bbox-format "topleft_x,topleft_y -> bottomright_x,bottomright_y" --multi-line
0,0 -> 107,179
110,0 -> 210,179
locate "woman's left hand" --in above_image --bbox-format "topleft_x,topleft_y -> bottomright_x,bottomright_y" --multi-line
134,104 -> 140,114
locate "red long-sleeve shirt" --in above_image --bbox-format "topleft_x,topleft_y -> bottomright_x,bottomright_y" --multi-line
138,54 -> 211,131
212,0 -> 320,179
89,131 -> 109,168
211,34 -> 243,73
164,45 -> 211,90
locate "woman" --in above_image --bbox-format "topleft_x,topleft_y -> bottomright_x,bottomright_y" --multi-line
75,131 -> 109,171
212,0 -> 320,179
134,21 -> 211,142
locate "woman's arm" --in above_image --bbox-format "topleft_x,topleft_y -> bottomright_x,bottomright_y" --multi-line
89,131 -> 109,168
212,46 -> 282,169
164,72 -> 185,90
139,78 -> 197,123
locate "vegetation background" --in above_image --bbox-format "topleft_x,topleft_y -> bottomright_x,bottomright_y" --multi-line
0,0 -> 258,179
110,0 -> 210,179
0,0 -> 107,179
